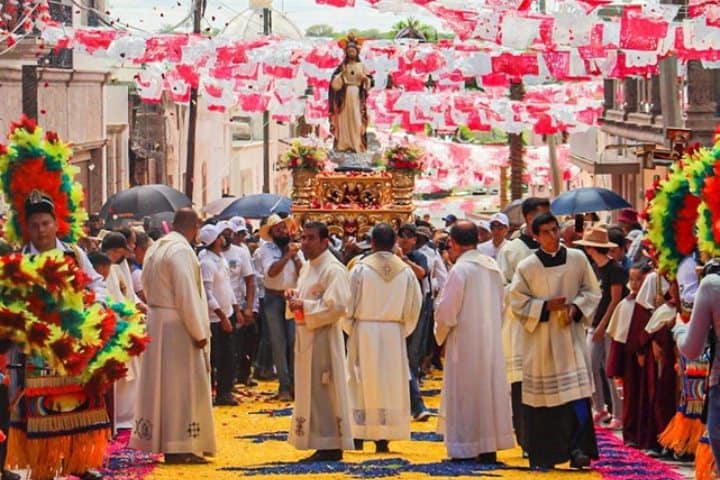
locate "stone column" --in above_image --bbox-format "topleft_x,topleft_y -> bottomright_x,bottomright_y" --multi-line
686,60 -> 717,146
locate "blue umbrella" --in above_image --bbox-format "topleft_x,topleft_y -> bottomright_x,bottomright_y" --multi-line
217,194 -> 292,220
550,187 -> 631,215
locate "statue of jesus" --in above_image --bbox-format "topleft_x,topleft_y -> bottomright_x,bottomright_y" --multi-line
328,33 -> 373,153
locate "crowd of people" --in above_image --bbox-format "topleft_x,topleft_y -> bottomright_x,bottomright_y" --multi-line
4,193 -> 719,476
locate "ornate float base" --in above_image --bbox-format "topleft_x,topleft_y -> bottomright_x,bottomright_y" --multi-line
292,168 -> 414,237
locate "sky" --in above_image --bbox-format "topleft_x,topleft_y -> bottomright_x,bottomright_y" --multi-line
106,0 -> 447,36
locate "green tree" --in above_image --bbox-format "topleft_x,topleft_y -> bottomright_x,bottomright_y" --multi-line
305,24 -> 335,37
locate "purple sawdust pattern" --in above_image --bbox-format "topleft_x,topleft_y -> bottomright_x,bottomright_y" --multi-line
593,428 -> 685,480
100,430 -> 161,479
221,457 -> 513,478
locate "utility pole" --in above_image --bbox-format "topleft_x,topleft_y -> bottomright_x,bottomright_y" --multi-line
262,7 -> 272,193
22,65 -> 39,120
184,0 -> 204,200
508,81 -> 525,201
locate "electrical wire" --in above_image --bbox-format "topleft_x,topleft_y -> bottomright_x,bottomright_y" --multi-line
67,0 -> 153,34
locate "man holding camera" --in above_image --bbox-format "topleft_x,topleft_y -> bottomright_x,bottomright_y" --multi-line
257,214 -> 304,401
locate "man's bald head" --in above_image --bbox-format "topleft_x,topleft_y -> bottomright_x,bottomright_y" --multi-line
173,208 -> 201,241
449,220 -> 478,247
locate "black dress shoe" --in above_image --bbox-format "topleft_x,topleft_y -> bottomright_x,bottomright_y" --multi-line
449,457 -> 475,462
164,453 -> 209,464
353,439 -> 364,450
1,471 -> 22,480
477,452 -> 498,464
375,440 -> 389,453
299,449 -> 343,462
214,394 -> 239,406
569,449 -> 591,469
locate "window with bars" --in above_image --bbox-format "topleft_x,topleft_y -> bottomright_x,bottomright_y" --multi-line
86,0 -> 101,27
30,0 -> 74,67
48,0 -> 73,27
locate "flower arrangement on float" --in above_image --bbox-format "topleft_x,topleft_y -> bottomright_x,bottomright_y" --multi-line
382,143 -> 426,176
279,140 -> 329,172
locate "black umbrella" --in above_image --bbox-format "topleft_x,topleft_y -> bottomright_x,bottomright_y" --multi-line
217,194 -> 292,220
550,187 -> 631,215
99,184 -> 191,222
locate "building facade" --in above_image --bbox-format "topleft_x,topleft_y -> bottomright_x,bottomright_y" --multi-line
0,0 -> 129,214
569,1 -> 720,211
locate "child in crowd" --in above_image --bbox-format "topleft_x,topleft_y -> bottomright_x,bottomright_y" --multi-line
606,262 -> 651,442
88,251 -> 112,280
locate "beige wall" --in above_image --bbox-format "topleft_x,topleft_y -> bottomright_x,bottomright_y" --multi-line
0,65 -> 127,214
228,121 -> 291,199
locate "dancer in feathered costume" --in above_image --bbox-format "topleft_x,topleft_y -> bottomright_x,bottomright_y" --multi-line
638,162 -> 697,457
675,132 -> 720,479
0,116 -> 148,480
643,150 -> 710,462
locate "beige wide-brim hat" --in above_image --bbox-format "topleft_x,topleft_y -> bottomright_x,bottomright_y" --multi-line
259,214 -> 296,241
574,226 -> 618,249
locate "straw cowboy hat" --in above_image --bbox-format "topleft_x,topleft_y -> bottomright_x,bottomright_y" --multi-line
574,226 -> 618,249
259,214 -> 296,241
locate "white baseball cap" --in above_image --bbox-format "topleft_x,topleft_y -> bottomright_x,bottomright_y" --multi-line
489,212 -> 509,227
216,220 -> 233,233
477,220 -> 491,232
199,224 -> 222,246
230,216 -> 248,233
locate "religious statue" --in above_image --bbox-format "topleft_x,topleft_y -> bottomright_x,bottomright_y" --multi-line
328,33 -> 373,154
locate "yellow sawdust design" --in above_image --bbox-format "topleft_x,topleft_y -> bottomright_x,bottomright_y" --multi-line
148,375 -> 602,479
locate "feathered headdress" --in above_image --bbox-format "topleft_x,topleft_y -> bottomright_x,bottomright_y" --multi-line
0,115 -> 88,246
690,127 -> 720,257
645,157 -> 700,280
338,32 -> 364,51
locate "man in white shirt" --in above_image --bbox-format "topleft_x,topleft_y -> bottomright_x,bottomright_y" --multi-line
101,232 -> 147,430
477,220 -> 492,244
131,231 -> 152,304
199,224 -> 240,406
21,192 -> 107,301
218,220 -> 257,386
252,234 -> 275,380
257,214 -> 303,401
477,213 -> 509,260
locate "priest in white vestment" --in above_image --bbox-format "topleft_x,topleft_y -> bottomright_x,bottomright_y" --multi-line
130,209 -> 216,464
509,212 -> 601,470
101,232 -> 148,430
435,221 -> 515,462
346,223 -> 422,453
496,197 -> 549,450
286,222 -> 354,462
